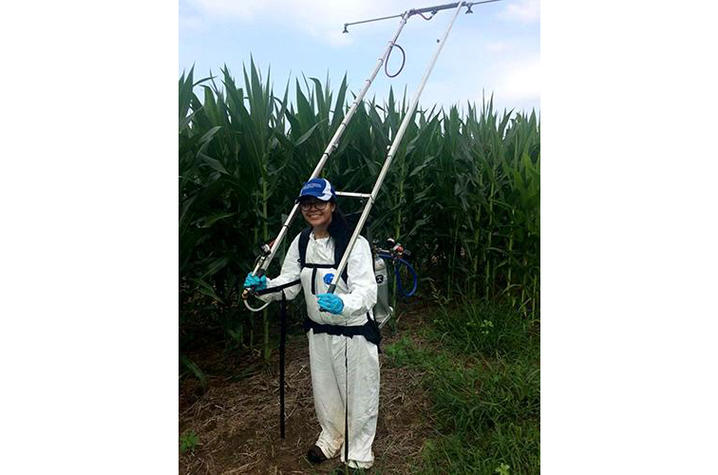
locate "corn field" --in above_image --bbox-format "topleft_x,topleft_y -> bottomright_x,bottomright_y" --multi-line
179,61 -> 539,356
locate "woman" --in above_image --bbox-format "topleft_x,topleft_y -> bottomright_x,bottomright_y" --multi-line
243,177 -> 380,472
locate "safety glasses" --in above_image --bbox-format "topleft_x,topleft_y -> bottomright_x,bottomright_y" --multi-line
299,200 -> 329,211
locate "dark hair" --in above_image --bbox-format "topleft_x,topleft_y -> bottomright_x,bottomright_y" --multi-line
327,204 -> 350,244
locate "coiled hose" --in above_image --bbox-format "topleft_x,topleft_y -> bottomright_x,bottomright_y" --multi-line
377,253 -> 418,297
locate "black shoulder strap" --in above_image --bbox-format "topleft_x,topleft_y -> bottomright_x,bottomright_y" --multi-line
298,227 -> 311,268
333,231 -> 350,285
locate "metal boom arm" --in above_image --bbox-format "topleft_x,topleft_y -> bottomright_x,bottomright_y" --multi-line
343,0 -> 501,32
242,11 -> 411,302
328,1 -> 468,292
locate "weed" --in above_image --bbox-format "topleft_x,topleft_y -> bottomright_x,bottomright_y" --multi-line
180,430 -> 199,454
180,354 -> 208,390
495,463 -> 511,475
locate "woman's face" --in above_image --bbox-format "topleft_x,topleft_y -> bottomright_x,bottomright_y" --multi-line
300,198 -> 335,229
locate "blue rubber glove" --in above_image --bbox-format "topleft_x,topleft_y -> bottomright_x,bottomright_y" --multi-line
317,293 -> 344,314
243,273 -> 267,291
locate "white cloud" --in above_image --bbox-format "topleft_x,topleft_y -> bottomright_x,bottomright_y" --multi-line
495,57 -> 540,102
425,54 -> 540,111
502,0 -> 540,24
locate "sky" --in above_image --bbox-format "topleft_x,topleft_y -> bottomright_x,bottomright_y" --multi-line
179,0 -> 539,114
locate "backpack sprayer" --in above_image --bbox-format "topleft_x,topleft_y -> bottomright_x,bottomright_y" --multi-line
373,238 -> 417,328
240,0 -> 501,454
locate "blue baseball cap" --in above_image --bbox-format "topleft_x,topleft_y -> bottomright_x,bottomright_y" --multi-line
296,178 -> 336,202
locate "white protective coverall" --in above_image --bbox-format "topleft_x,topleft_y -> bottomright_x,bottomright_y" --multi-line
260,231 -> 379,469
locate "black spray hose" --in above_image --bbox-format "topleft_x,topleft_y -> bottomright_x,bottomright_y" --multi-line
384,43 -> 406,78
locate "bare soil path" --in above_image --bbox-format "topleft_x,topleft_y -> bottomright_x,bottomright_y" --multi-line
179,310 -> 434,474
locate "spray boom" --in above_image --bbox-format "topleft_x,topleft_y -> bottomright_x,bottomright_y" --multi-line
342,0 -> 502,33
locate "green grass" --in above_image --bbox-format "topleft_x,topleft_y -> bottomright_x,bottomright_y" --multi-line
429,299 -> 539,359
384,300 -> 539,474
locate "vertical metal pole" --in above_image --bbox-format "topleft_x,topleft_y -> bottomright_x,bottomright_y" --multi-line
279,292 -> 287,438
246,13 -> 411,280
328,1 -> 467,293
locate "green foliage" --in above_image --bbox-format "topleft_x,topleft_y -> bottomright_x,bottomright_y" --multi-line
386,302 -> 539,475
179,61 -> 539,359
179,430 -> 199,454
429,356 -> 539,438
383,335 -> 421,368
429,299 -> 539,358
180,354 -> 207,390
419,422 -> 538,475
496,463 -> 511,475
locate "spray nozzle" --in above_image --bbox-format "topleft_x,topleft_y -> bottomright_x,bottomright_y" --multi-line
342,24 -> 349,33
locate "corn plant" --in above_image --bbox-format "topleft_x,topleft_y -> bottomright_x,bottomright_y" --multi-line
179,62 -> 540,360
